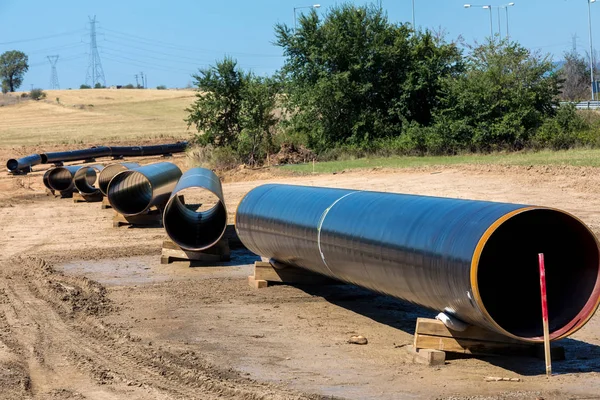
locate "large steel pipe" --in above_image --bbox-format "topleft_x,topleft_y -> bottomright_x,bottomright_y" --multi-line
235,184 -> 600,343
42,169 -> 53,190
110,142 -> 188,157
6,154 -> 42,173
40,146 -> 112,164
73,165 -> 104,195
46,165 -> 82,192
107,162 -> 182,216
163,168 -> 227,251
98,163 -> 140,196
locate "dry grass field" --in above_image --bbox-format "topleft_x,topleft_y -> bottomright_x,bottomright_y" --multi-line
0,89 -> 195,147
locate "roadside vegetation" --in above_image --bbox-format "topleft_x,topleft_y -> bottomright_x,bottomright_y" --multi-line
186,3 -> 600,170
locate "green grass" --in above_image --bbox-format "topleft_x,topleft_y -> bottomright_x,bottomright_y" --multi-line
281,149 -> 600,174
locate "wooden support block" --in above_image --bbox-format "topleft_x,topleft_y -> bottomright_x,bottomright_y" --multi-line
45,188 -> 56,197
414,318 -> 536,357
248,275 -> 268,289
112,209 -> 162,228
73,191 -> 103,203
249,261 -> 339,289
160,239 -> 230,264
399,345 -> 446,366
101,197 -> 112,209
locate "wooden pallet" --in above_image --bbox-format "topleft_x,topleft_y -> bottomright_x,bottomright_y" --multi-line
248,260 -> 339,289
73,191 -> 103,203
112,209 -> 162,227
101,197 -> 112,209
160,239 -> 230,265
413,317 -> 565,360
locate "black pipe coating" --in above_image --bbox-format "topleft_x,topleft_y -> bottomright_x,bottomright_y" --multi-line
41,146 -> 112,164
110,142 -> 188,157
107,162 -> 182,216
6,154 -> 42,173
163,167 -> 227,251
235,184 -> 600,343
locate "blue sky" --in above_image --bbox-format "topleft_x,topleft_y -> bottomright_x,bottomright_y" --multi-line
0,0 -> 593,90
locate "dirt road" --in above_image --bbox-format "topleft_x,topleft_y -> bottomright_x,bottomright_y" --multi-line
1,157 -> 600,399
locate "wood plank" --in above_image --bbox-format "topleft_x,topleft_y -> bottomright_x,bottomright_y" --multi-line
101,197 -> 112,209
254,261 -> 339,285
415,318 -> 523,345
248,275 -> 268,289
415,334 -> 532,356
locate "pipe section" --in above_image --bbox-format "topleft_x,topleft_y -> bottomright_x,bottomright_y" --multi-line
46,165 -> 82,192
41,146 -> 112,164
73,165 -> 104,195
163,167 -> 227,251
107,162 -> 182,216
42,169 -> 53,190
98,163 -> 140,196
6,154 -> 42,173
235,184 -> 600,343
110,142 -> 188,157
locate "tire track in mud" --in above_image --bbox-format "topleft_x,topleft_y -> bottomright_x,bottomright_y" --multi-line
0,256 -> 334,400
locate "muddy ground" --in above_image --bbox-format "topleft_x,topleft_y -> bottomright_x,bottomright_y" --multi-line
1,151 -> 600,399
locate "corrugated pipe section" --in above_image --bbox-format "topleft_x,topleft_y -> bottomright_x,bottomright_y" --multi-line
107,162 -> 182,216
163,168 -> 227,251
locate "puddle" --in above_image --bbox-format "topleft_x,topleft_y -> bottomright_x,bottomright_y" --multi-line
58,249 -> 259,286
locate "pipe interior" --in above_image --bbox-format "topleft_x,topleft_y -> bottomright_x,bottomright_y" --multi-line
48,168 -> 74,191
6,159 -> 18,171
74,168 -> 98,194
40,154 -> 48,163
98,165 -> 125,195
477,209 -> 600,340
164,187 -> 227,250
108,171 -> 152,215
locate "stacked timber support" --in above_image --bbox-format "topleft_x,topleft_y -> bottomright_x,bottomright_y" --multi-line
161,239 -> 230,265
248,260 -> 339,289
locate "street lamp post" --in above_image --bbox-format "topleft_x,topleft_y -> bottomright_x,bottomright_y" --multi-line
464,4 -> 494,38
294,4 -> 321,32
464,3 -> 515,39
589,0 -> 596,101
501,2 -> 515,39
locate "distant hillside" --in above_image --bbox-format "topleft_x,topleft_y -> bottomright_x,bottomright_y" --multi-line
0,89 -> 196,147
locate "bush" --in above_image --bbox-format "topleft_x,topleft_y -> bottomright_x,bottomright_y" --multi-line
29,88 -> 46,101
187,144 -> 240,170
94,83 -> 105,89
80,84 -> 91,89
123,84 -> 135,89
156,85 -> 167,90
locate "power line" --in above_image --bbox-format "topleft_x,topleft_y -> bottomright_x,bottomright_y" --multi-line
0,29 -> 86,45
99,28 -> 283,58
85,16 -> 106,87
48,55 -> 60,89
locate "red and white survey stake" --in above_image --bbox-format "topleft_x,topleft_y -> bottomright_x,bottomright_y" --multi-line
538,253 -> 552,376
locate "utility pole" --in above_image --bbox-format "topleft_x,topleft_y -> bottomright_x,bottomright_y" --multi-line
140,71 -> 145,88
48,55 -> 60,90
85,15 -> 106,88
135,74 -> 139,88
573,33 -> 579,53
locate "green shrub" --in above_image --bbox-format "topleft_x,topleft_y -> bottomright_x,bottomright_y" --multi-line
80,84 -> 91,89
156,85 -> 167,90
29,88 -> 46,101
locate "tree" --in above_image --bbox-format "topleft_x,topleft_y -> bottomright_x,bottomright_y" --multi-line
0,50 -> 29,92
237,76 -> 279,165
558,50 -> 589,101
435,39 -> 561,151
186,57 -> 247,148
80,84 -> 92,89
274,4 -> 462,151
